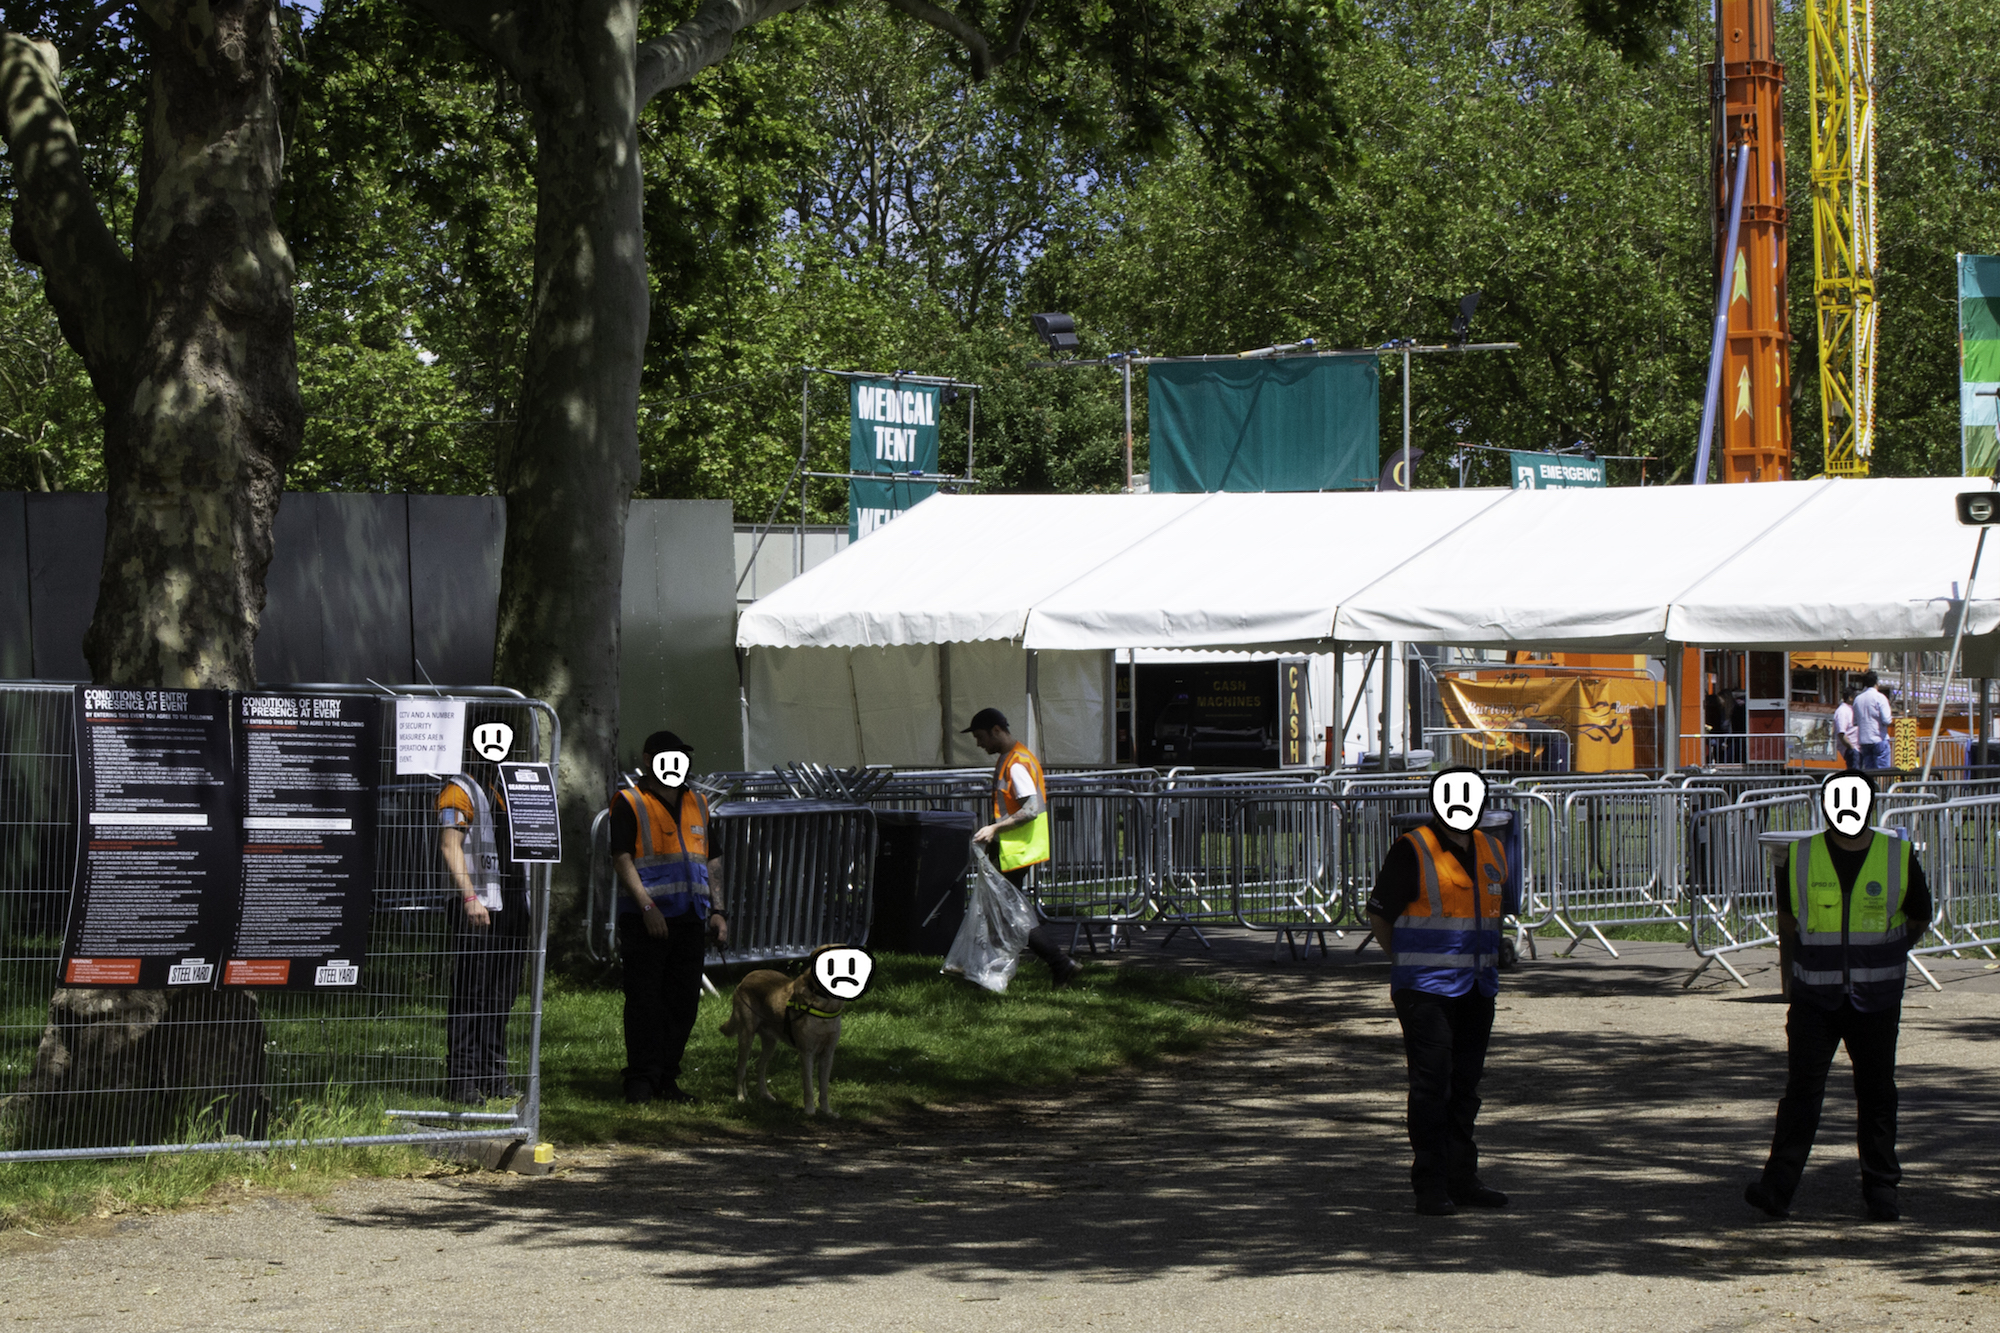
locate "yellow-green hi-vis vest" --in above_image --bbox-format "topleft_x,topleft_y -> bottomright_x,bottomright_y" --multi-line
993,743 -> 1051,872
1790,831 -> 1913,1008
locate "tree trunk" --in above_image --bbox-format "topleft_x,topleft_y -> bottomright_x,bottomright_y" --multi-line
2,0 -> 297,1148
488,0 -> 646,944
88,0 -> 302,686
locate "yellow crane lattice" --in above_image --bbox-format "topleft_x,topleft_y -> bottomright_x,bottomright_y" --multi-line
1807,0 -> 1878,476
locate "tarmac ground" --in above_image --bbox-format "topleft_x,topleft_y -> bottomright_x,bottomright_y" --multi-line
5,931 -> 1998,1332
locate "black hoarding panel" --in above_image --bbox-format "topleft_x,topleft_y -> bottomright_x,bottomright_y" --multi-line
0,494 -> 30,678
408,494 -> 503,688
255,492 -> 328,684
318,494 -> 413,684
60,687 -> 236,988
26,493 -> 105,681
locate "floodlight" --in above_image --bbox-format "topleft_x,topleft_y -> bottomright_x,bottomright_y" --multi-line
1957,491 -> 2000,526
1449,291 -> 1481,344
1031,313 -> 1079,355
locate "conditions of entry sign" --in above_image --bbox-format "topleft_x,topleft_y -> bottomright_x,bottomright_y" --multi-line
60,687 -> 237,989
222,694 -> 383,989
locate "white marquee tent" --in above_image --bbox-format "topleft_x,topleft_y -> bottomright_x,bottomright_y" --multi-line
736,478 -> 2000,767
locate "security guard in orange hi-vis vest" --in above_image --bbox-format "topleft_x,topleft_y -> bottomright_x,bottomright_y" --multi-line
964,707 -> 1082,987
611,730 -> 728,1105
1366,768 -> 1510,1216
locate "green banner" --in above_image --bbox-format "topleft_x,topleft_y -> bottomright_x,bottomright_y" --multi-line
850,378 -> 941,475
1509,452 -> 1605,489
1960,254 -> 2000,476
848,476 -> 937,542
1147,357 -> 1379,492
849,377 -> 942,541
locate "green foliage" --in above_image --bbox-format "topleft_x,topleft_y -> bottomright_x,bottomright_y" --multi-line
0,203 -> 102,491
538,955 -> 1250,1142
277,0 -> 534,493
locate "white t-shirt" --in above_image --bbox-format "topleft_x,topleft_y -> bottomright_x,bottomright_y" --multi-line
1854,687 -> 1893,745
1006,760 -> 1038,801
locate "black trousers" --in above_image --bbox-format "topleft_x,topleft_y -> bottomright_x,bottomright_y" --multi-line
446,891 -> 531,1099
997,857 -> 1074,980
1392,986 -> 1496,1198
619,913 -> 708,1095
1759,999 -> 1903,1206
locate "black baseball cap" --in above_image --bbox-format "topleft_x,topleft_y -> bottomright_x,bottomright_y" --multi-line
961,708 -> 1009,734
642,730 -> 692,754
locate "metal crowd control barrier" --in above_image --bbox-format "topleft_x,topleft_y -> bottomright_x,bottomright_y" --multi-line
1685,793 -> 1813,987
1,682 -> 558,1163
1552,785 -> 1712,957
1884,795 -> 2000,962
1031,788 -> 1154,948
1231,790 -> 1346,955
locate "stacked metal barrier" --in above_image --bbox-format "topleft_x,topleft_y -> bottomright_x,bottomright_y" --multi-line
586,794 -> 877,966
0,683 -> 557,1164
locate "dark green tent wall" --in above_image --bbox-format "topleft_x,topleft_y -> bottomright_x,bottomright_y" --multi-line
1147,356 -> 1380,492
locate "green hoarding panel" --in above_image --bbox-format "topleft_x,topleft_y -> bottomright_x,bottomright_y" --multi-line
1147,357 -> 1379,493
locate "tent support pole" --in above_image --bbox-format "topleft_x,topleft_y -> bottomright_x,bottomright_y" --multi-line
1664,644 -> 1682,777
1331,643 -> 1344,773
1128,648 -> 1139,767
1981,677 -> 1993,773
1921,525 -> 1988,785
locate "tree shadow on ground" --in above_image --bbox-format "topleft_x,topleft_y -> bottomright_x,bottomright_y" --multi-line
336,956 -> 2000,1292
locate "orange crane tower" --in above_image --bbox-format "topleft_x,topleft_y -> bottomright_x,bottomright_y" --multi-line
1712,0 -> 1793,484
1681,0 -> 1796,766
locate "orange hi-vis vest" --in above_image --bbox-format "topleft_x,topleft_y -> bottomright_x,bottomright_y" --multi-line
991,742 -> 1050,871
1389,825 -> 1508,997
619,786 -> 711,917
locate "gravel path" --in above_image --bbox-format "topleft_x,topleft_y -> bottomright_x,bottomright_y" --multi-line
5,936 -> 1998,1332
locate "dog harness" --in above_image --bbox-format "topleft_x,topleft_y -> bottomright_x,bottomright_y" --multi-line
783,991 -> 841,1046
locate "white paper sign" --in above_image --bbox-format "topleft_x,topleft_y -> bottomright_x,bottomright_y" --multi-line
394,699 -> 466,775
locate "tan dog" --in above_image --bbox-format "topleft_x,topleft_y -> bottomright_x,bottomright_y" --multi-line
719,963 -> 852,1117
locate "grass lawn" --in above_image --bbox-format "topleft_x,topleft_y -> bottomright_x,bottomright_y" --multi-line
0,954 -> 1248,1230
538,953 -> 1251,1142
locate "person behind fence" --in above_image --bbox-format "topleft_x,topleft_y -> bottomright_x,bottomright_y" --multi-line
1744,771 -> 1933,1224
1854,671 -> 1894,771
1833,686 -> 1860,771
1366,766 -> 1511,1216
437,735 -> 532,1105
964,708 -> 1082,988
612,730 -> 728,1105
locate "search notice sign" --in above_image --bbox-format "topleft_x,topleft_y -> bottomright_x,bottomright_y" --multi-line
1510,452 -> 1605,489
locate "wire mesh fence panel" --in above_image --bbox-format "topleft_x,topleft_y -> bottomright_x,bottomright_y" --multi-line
1884,796 -> 2000,959
1,685 -> 556,1163
1032,789 -> 1153,927
706,801 -> 876,965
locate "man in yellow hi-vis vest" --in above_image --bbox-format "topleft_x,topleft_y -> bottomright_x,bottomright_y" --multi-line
966,708 -> 1082,987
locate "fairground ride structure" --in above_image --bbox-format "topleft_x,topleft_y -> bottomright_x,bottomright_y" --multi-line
1805,0 -> 1878,476
1710,0 -> 1792,485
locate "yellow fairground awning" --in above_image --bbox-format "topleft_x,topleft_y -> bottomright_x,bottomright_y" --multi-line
1791,651 -> 1871,671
